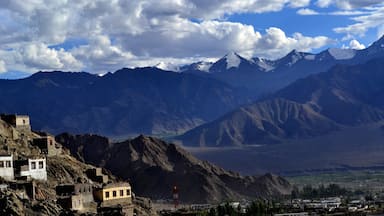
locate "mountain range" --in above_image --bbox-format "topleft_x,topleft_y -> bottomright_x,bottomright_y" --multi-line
181,35 -> 384,97
0,67 -> 247,136
1,36 -> 384,138
179,56 -> 384,146
55,133 -> 292,203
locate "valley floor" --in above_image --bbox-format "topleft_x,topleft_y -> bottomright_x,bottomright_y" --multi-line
188,122 -> 384,176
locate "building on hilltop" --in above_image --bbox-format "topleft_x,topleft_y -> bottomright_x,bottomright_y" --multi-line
56,183 -> 94,211
0,114 -> 31,131
94,182 -> 132,203
94,182 -> 133,216
0,154 -> 14,181
33,135 -> 62,157
14,158 -> 47,181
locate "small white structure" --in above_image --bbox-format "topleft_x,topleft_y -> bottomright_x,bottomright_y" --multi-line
18,158 -> 47,181
0,154 -> 14,181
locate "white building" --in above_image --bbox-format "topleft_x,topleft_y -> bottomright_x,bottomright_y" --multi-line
0,154 -> 14,181
18,158 -> 47,181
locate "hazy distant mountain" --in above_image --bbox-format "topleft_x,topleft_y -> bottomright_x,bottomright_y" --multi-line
179,57 -> 384,146
56,133 -> 292,203
0,68 -> 248,136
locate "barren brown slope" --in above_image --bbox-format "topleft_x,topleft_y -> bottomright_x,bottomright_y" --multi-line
56,133 -> 292,203
180,98 -> 338,146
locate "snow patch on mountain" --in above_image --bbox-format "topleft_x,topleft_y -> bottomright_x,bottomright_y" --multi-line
328,48 -> 356,60
253,57 -> 275,71
289,55 -> 301,65
225,52 -> 241,69
304,55 -> 316,60
195,62 -> 213,72
155,62 -> 180,72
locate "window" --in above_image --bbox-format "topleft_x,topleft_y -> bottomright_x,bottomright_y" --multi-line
22,119 -> 26,125
113,190 -> 117,197
120,190 -> 124,197
126,189 -> 131,196
6,161 -> 11,168
39,161 -> 44,169
49,140 -> 53,146
31,162 -> 36,170
0,161 -> 4,168
105,191 -> 110,198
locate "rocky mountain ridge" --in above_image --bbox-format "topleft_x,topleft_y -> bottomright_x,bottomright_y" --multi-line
179,56 -> 384,146
182,35 -> 384,97
0,68 -> 248,137
56,133 -> 293,203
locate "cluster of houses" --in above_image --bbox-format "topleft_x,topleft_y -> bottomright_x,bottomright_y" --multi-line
0,114 -> 134,215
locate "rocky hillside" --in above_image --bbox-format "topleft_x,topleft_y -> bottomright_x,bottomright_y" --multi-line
56,133 -> 292,203
179,57 -> 384,146
180,98 -> 339,146
0,118 -> 156,216
0,68 -> 248,137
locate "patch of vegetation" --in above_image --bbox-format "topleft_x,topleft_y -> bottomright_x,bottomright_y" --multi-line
287,170 -> 384,193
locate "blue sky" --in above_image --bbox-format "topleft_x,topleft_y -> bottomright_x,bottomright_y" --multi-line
0,0 -> 383,77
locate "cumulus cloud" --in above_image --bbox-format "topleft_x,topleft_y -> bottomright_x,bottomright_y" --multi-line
289,0 -> 311,8
254,28 -> 333,59
71,35 -> 135,73
0,0 -> 331,74
297,8 -> 320,15
0,43 -> 83,72
348,39 -> 366,49
18,43 -> 83,70
316,0 -> 383,10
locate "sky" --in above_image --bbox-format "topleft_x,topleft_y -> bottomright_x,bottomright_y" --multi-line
0,0 -> 384,77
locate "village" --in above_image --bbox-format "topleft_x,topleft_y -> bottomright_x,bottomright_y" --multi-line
3,114 -> 384,216
0,114 -> 135,215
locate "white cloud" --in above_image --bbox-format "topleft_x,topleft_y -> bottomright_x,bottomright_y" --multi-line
0,0 -> 332,74
289,0 -> 311,8
333,6 -> 384,37
19,43 -> 83,71
0,60 -> 6,73
329,10 -> 367,16
71,35 -> 135,73
254,28 -> 333,59
348,39 -> 366,49
0,43 -> 83,72
316,0 -> 384,10
297,8 -> 320,15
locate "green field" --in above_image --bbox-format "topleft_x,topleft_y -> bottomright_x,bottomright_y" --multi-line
288,170 -> 384,192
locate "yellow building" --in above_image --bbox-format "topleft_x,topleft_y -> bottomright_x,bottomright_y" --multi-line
93,182 -> 132,203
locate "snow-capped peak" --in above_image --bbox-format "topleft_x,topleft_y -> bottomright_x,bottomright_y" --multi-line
224,51 -> 241,69
328,48 -> 356,60
155,62 -> 180,72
